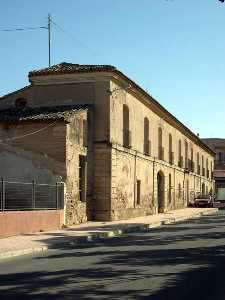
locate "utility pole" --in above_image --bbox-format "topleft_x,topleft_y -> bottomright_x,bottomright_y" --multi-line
48,14 -> 51,67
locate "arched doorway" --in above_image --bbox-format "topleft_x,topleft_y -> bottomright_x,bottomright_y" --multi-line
157,171 -> 165,213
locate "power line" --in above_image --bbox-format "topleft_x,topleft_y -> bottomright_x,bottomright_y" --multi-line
0,120 -> 57,144
0,26 -> 47,32
51,19 -> 107,61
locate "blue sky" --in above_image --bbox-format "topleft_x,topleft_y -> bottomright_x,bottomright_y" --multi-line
0,0 -> 224,138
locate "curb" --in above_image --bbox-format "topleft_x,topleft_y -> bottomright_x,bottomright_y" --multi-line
0,246 -> 49,260
0,208 -> 218,261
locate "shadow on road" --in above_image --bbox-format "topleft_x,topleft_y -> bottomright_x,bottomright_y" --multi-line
1,213 -> 225,299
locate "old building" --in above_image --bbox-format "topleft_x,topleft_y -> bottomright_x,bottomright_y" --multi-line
202,138 -> 225,200
0,63 -> 215,226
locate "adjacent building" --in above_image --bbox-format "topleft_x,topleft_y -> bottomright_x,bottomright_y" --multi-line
0,63 -> 215,226
202,138 -> 225,200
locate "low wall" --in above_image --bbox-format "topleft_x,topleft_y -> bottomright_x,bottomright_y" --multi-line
0,210 -> 64,238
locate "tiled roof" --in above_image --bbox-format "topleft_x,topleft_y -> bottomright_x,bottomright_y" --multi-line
29,62 -> 116,77
0,105 -> 90,123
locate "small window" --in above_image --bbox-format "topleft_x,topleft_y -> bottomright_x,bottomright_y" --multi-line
144,117 -> 150,155
136,180 -> 141,205
158,127 -> 163,160
178,140 -> 182,167
169,134 -> 173,164
79,155 -> 87,202
123,104 -> 131,148
185,141 -> 188,168
168,174 -> 172,203
83,119 -> 88,147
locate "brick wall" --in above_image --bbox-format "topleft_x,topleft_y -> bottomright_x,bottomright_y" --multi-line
0,210 -> 64,238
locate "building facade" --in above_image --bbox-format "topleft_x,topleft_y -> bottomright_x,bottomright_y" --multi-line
202,138 -> 225,200
0,63 -> 215,225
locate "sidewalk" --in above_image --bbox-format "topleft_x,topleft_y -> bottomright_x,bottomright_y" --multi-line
0,207 -> 218,260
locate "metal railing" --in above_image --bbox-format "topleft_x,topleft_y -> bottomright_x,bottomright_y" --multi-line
0,180 -> 64,211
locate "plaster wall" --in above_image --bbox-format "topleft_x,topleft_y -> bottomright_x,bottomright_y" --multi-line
0,122 -> 66,183
107,80 -> 214,220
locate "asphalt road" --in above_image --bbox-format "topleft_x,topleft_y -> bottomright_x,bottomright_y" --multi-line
1,211 -> 225,300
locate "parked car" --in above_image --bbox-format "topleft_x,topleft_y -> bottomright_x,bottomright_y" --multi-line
192,194 -> 213,208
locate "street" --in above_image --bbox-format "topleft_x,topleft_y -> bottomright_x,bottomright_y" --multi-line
1,211 -> 225,300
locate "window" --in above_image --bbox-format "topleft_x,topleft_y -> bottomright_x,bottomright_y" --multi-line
168,174 -> 172,203
83,119 -> 88,147
169,134 -> 173,164
136,180 -> 141,205
202,155 -> 205,176
178,140 -> 183,167
202,182 -> 205,195
206,158 -> 209,178
185,141 -> 188,168
123,105 -> 131,148
158,127 -> 163,160
190,148 -> 194,171
197,153 -> 200,175
79,155 -> 87,202
144,117 -> 150,155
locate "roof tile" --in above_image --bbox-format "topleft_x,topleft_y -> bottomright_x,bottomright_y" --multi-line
0,105 -> 90,123
29,62 -> 116,77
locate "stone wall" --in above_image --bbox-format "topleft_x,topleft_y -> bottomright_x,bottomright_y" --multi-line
65,110 -> 89,225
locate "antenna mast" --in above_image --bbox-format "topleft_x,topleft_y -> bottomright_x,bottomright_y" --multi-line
48,14 -> 51,67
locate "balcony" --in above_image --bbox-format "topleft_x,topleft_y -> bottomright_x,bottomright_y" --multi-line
158,146 -> 164,161
169,151 -> 174,165
144,140 -> 151,156
178,156 -> 183,168
123,129 -> 132,148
